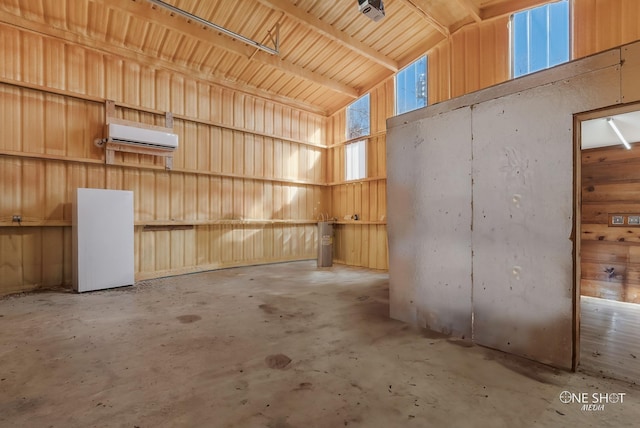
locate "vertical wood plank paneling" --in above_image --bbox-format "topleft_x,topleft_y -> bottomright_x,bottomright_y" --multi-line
0,23 -> 328,295
104,56 -> 123,102
86,163 -> 105,189
65,98 -> 87,158
210,177 -> 222,219
170,173 -> 184,220
43,37 -> 65,90
210,127 -> 222,173
183,228 -> 196,268
480,18 -> 509,90
66,44 -> 86,94
221,177 -> 233,219
44,162 -> 66,221
233,132 -> 244,175
155,70 -> 170,111
581,146 -> 640,303
170,74 -> 185,116
0,26 -> 21,81
105,165 -> 123,190
155,230 -> 170,271
21,159 -> 44,221
1,86 -> 22,152
183,121 -> 198,170
22,31 -> 43,85
44,93 -> 66,155
0,229 -> 23,292
574,0 -> 640,58
1,157 -> 20,222
195,225 -> 209,266
170,230 -> 184,269
41,227 -> 64,286
122,61 -> 140,105
195,175 -> 209,221
139,169 -> 155,221
233,178 -> 243,218
184,78 -> 197,118
221,129 -> 234,174
254,135 -> 264,177
21,228 -> 42,287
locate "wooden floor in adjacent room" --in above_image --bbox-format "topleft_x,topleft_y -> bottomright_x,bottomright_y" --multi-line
580,295 -> 640,384
1,261 -> 639,427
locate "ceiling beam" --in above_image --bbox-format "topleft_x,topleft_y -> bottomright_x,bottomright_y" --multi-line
454,0 -> 482,23
256,0 -> 398,72
99,0 -> 358,98
397,0 -> 450,37
481,0 -> 555,20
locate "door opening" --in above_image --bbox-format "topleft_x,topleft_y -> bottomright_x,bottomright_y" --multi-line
575,102 -> 640,383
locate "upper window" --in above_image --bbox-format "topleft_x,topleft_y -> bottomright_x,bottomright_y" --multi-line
396,56 -> 427,115
346,94 -> 370,139
511,0 -> 569,78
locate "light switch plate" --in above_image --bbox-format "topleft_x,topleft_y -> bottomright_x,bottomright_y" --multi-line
612,215 -> 624,225
629,216 -> 640,225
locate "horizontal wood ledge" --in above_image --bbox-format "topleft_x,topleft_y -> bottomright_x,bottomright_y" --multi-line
0,219 -> 322,228
0,151 -> 326,186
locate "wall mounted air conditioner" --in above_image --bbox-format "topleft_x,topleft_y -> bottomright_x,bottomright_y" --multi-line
97,123 -> 179,150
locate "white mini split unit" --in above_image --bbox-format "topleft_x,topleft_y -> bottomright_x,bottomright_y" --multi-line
96,123 -> 179,151
358,0 -> 385,22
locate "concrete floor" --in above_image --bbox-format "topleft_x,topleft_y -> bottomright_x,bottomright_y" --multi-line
1,261 -> 638,428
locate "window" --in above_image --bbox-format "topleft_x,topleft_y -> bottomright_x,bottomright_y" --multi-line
345,140 -> 366,181
396,56 -> 427,115
346,94 -> 370,139
511,0 -> 569,78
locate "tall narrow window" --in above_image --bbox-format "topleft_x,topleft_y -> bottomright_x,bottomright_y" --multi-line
511,0 -> 569,78
346,94 -> 370,139
396,56 -> 427,115
345,140 -> 366,181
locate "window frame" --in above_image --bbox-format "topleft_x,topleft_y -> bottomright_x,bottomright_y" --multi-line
395,55 -> 428,115
345,139 -> 367,182
346,93 -> 371,140
510,0 -> 571,78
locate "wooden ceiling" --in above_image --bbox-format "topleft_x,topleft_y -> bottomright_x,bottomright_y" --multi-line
0,0 -> 555,115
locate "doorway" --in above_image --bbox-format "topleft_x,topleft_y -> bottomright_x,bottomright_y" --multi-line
576,103 -> 640,383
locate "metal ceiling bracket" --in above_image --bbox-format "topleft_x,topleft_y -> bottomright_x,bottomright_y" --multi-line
147,0 -> 280,56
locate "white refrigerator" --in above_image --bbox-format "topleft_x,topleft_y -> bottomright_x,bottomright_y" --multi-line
73,188 -> 135,292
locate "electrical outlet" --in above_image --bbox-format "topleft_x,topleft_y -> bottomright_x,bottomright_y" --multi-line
12,215 -> 21,223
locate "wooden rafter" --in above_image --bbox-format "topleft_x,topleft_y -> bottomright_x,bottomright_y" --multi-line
97,0 -> 358,98
0,9 -> 327,115
256,0 -> 398,72
397,0 -> 450,37
454,0 -> 482,23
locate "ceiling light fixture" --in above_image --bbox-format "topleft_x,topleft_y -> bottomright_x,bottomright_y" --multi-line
607,118 -> 631,150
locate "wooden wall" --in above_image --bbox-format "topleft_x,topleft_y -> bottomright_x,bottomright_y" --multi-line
581,145 -> 640,303
325,80 -> 392,270
428,17 -> 510,103
574,0 -> 640,304
573,0 -> 640,59
326,18 -> 510,270
0,24 -> 328,295
327,0 -> 640,271
3,1 -> 640,288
